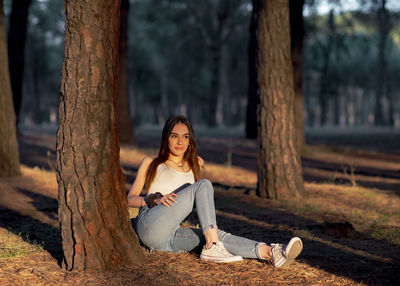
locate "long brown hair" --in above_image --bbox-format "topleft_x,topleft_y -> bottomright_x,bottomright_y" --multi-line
145,115 -> 203,190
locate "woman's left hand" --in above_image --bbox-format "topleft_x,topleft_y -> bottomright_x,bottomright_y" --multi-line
156,193 -> 178,207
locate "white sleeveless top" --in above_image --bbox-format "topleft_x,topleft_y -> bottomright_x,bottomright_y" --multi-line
147,163 -> 195,195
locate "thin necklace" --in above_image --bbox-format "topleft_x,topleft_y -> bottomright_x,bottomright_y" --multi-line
168,159 -> 185,168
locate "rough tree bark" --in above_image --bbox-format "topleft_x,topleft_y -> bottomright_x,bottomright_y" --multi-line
289,0 -> 305,153
0,0 -> 21,177
57,0 -> 145,271
256,0 -> 304,199
7,0 -> 31,126
118,0 -> 136,146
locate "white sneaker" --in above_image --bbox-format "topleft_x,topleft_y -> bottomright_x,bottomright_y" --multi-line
270,237 -> 303,268
200,242 -> 243,263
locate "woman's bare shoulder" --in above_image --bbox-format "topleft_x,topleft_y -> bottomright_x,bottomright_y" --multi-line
197,156 -> 205,167
140,157 -> 154,168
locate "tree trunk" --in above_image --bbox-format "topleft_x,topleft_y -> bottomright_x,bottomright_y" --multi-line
245,0 -> 260,139
7,0 -> 31,127
305,92 -> 316,126
0,0 -> 21,177
207,43 -> 221,127
217,44 -> 230,126
374,0 -> 389,126
117,0 -> 136,146
160,71 -> 168,123
387,81 -> 394,126
57,0 -> 145,271
289,0 -> 305,153
32,53 -> 42,124
318,10 -> 335,126
333,93 -> 340,125
256,0 -> 304,199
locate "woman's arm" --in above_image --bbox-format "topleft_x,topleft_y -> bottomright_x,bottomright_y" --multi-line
127,157 -> 153,208
198,156 -> 205,168
198,156 -> 206,178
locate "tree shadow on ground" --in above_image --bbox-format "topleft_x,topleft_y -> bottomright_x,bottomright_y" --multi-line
14,188 -> 58,221
0,208 -> 62,265
18,136 -> 57,171
197,140 -> 400,195
306,132 -> 400,156
183,187 -> 400,285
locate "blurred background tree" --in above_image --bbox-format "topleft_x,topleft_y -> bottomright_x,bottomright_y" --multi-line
0,0 -> 21,177
3,0 -> 400,134
7,0 -> 31,129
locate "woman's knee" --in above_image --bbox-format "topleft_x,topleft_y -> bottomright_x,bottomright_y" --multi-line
196,178 -> 213,192
136,226 -> 170,250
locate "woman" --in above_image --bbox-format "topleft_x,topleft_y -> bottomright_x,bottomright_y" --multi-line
127,115 -> 303,266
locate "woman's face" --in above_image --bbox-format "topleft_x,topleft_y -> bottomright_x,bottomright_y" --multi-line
168,123 -> 190,158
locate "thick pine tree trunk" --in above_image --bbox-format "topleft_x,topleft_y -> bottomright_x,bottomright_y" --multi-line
118,0 -> 136,146
0,0 -> 21,177
256,0 -> 304,199
289,0 -> 305,153
57,0 -> 145,271
7,0 -> 31,127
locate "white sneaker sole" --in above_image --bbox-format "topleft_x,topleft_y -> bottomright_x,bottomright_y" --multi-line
200,254 -> 243,263
274,237 -> 303,268
285,237 -> 303,260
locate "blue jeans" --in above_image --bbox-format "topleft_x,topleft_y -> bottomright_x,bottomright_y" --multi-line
133,179 -> 265,259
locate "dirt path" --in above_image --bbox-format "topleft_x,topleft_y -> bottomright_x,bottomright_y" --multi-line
0,130 -> 399,285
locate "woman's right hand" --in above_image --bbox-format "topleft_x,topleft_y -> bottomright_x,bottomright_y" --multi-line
156,193 -> 178,207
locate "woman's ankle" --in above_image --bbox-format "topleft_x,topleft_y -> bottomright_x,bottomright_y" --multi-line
259,244 -> 272,260
204,228 -> 219,249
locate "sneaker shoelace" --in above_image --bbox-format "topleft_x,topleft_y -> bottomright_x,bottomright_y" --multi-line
211,242 -> 232,257
270,243 -> 284,262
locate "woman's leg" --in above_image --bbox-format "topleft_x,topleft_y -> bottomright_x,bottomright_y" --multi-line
134,179 -> 219,251
170,227 -> 302,267
218,230 -> 267,259
170,227 -> 266,259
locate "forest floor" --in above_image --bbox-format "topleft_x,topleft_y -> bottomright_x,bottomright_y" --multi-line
1,127 -> 400,285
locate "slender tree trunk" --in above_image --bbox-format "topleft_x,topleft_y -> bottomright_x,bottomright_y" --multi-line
57,0 -> 145,271
7,0 -> 31,127
208,43 -> 221,127
160,71 -> 168,123
333,94 -> 340,125
32,53 -> 42,124
355,90 -> 363,125
289,0 -> 305,153
246,0 -> 260,139
387,81 -> 394,126
374,0 -> 389,125
217,44 -> 230,126
0,0 -> 21,177
319,10 -> 335,126
117,0 -> 136,146
257,0 -> 304,199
